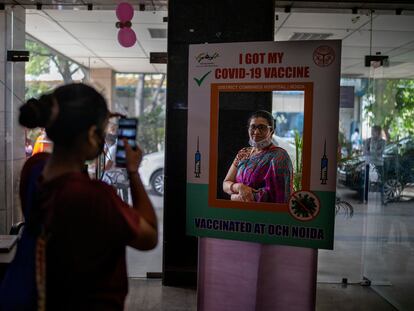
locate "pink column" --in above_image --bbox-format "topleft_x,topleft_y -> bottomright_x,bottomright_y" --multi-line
198,238 -> 317,311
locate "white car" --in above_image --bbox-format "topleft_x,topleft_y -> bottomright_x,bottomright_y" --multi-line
139,151 -> 165,196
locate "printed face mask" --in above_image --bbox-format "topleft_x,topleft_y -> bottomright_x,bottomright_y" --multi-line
249,127 -> 273,149
249,137 -> 272,149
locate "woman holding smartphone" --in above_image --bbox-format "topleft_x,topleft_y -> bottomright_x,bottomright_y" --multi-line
0,83 -> 157,311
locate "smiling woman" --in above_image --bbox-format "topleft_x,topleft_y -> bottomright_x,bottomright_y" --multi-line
222,110 -> 293,204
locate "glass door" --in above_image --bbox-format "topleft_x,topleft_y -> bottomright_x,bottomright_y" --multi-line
360,13 -> 414,310
83,59 -> 166,278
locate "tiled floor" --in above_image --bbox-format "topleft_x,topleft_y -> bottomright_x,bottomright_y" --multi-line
126,185 -> 414,310
125,279 -> 397,311
316,283 -> 397,311
125,279 -> 196,311
318,185 -> 414,310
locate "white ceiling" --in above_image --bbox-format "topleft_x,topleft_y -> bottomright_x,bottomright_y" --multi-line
275,12 -> 414,78
26,9 -> 167,73
26,9 -> 414,78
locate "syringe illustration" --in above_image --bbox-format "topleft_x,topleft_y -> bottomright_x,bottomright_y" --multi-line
320,139 -> 328,185
195,136 -> 201,178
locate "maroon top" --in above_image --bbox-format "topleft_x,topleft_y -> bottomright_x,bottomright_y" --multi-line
20,153 -> 141,311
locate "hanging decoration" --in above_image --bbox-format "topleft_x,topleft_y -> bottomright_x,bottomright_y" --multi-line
116,2 -> 134,21
118,28 -> 137,48
115,2 -> 137,48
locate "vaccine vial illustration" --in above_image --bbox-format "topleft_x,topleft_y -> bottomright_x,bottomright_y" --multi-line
195,136 -> 201,178
320,140 -> 328,185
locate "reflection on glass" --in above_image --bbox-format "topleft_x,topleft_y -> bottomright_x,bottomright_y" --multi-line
272,91 -> 305,191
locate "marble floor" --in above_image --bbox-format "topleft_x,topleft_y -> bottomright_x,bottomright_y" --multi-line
126,185 -> 414,310
125,279 -> 397,311
318,185 -> 414,310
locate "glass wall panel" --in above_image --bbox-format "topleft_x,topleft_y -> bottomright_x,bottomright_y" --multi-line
25,4 -> 167,277
318,79 -> 365,282
2,7 -> 28,234
293,11 -> 414,309
272,9 -> 413,309
360,14 -> 414,309
82,59 -> 166,278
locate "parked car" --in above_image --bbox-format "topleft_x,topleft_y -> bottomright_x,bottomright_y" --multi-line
139,151 -> 164,196
338,137 -> 414,202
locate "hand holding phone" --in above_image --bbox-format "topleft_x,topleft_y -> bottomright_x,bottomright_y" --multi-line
122,138 -> 143,173
116,117 -> 138,168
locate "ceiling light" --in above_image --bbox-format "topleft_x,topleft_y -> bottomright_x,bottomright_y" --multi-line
289,32 -> 332,41
351,16 -> 360,24
148,28 -> 167,39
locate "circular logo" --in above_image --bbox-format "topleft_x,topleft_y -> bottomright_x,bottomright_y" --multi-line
288,191 -> 321,221
313,45 -> 335,67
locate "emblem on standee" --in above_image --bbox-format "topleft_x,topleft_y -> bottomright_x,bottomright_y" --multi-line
195,52 -> 219,64
288,191 -> 321,221
313,45 -> 335,67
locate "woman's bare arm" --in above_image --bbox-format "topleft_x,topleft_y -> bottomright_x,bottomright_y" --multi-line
223,164 -> 238,195
124,140 -> 158,250
223,162 -> 255,202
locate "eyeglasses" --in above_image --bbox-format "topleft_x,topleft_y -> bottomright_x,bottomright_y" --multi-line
248,124 -> 272,132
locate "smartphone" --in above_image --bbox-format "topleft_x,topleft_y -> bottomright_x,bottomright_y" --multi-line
116,117 -> 138,167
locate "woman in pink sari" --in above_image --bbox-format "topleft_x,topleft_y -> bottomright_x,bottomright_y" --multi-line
223,110 -> 293,204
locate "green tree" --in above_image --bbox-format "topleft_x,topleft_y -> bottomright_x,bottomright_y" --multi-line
136,74 -> 166,154
115,73 -> 166,154
25,81 -> 52,100
364,79 -> 414,141
138,105 -> 165,154
393,80 -> 414,139
26,40 -> 50,76
26,39 -> 85,82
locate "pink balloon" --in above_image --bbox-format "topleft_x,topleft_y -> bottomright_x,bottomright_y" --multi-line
118,28 -> 137,48
116,2 -> 134,22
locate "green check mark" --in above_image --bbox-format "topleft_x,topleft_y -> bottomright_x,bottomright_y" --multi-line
193,71 -> 211,86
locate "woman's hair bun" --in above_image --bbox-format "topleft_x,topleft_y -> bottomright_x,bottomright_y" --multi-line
19,95 -> 53,129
